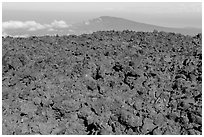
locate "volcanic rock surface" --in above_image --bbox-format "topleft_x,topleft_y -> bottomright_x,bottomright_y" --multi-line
2,30 -> 202,135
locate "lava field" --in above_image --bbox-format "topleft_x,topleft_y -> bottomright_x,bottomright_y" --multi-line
2,30 -> 202,135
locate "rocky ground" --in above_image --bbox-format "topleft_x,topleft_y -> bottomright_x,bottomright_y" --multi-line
2,30 -> 202,135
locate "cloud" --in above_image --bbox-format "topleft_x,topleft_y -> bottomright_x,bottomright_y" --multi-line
68,29 -> 74,32
2,20 -> 70,32
47,28 -> 56,32
12,34 -> 30,38
51,20 -> 69,28
84,21 -> 90,25
3,21 -> 45,31
3,33 -> 29,38
2,32 -> 8,37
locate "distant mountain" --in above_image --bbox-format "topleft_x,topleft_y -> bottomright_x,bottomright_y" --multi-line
68,16 -> 201,36
4,16 -> 201,37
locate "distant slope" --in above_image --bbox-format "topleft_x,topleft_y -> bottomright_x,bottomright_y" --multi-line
4,16 -> 201,37
69,16 -> 201,36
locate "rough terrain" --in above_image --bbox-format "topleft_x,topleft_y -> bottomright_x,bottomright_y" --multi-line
2,30 -> 202,135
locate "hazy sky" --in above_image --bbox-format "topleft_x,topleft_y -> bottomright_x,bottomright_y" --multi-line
3,2 -> 202,27
3,2 -> 201,13
2,2 -> 202,36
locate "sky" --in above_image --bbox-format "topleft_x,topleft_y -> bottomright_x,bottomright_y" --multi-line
2,2 -> 202,36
